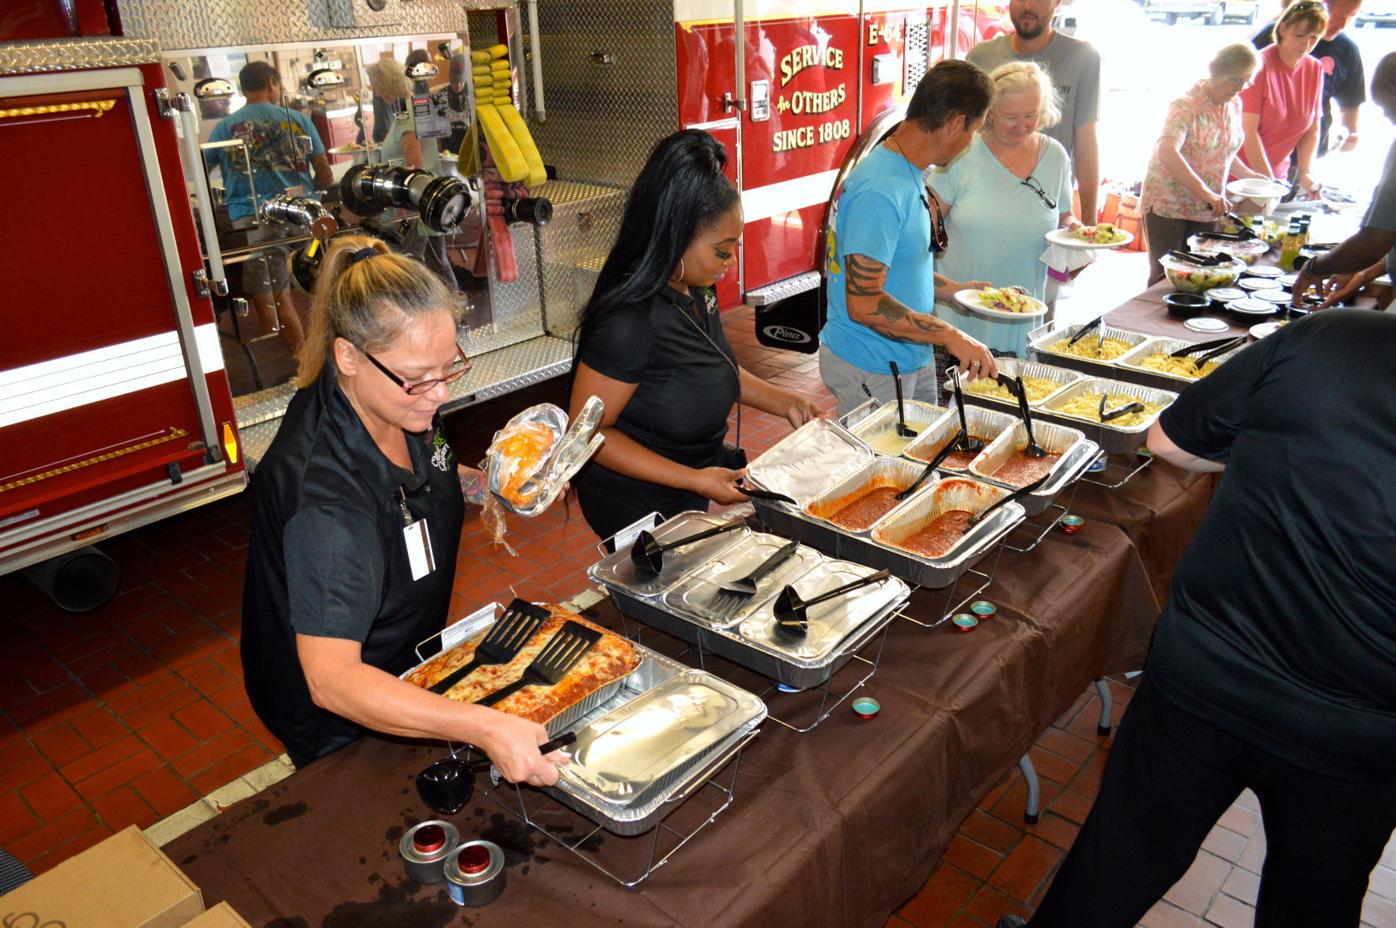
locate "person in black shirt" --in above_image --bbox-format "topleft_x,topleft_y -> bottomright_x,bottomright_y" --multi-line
1001,311 -> 1396,928
241,236 -> 568,783
569,130 -> 820,542
1254,0 -> 1366,156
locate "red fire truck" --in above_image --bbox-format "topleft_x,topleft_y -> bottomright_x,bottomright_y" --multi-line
0,0 -> 999,607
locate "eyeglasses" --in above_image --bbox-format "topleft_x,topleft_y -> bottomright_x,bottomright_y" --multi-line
1020,176 -> 1058,210
362,343 -> 471,395
920,188 -> 949,254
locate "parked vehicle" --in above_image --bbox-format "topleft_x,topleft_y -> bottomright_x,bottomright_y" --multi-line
1356,0 -> 1396,26
1142,0 -> 1259,25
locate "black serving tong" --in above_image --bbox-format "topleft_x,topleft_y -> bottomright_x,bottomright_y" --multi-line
718,538 -> 802,597
631,518 -> 746,575
1194,230 -> 1246,242
1169,248 -> 1231,267
949,369 -> 985,456
1190,337 -> 1245,371
967,472 -> 1052,527
1066,315 -> 1104,348
736,480 -> 797,505
1098,395 -> 1146,422
477,621 -> 602,707
1224,213 -> 1260,240
416,732 -> 577,813
888,361 -> 918,438
1013,376 -> 1048,458
895,429 -> 963,501
1168,335 -> 1245,358
428,599 -> 550,695
773,569 -> 893,637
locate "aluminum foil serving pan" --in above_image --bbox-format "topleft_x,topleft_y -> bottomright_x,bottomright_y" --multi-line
803,457 -> 932,534
957,357 -> 1084,411
1113,336 -> 1246,390
589,511 -> 750,600
847,400 -> 952,458
864,477 -> 1025,589
969,420 -> 1086,489
1034,377 -> 1180,455
1027,321 -> 1151,379
402,604 -> 635,738
903,405 -> 1017,473
745,418 -> 873,507
652,557 -> 908,690
546,649 -> 766,836
663,532 -> 823,630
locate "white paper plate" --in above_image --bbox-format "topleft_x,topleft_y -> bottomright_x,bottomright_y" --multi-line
1204,287 -> 1246,303
952,288 -> 1048,319
1227,298 -> 1278,315
1238,277 -> 1283,291
1250,321 -> 1285,339
1226,178 -> 1290,200
1045,227 -> 1135,250
1242,265 -> 1285,279
1276,273 -> 1299,288
1184,317 -> 1230,333
1255,289 -> 1292,304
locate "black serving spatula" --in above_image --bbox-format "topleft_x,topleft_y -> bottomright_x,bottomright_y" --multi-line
949,369 -> 985,456
428,598 -> 550,695
773,569 -> 892,637
888,361 -> 918,438
896,429 -> 964,501
1014,376 -> 1048,458
718,538 -> 802,597
476,622 -> 602,707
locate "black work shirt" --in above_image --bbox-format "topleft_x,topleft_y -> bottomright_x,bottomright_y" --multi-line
241,364 -> 464,764
1253,26 -> 1366,153
573,286 -> 741,541
1150,311 -> 1396,779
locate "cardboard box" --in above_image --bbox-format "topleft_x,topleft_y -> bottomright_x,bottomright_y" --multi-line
182,902 -> 252,928
0,826 -> 203,927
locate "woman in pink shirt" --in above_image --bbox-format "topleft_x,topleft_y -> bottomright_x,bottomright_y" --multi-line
1238,0 -> 1328,197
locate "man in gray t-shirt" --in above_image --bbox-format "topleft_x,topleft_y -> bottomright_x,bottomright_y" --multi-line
1292,53 -> 1396,309
967,0 -> 1102,222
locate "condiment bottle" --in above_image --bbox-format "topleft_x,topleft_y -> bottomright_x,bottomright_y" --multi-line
1279,220 -> 1302,270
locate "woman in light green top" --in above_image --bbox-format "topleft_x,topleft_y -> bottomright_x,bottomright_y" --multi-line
931,61 -> 1076,357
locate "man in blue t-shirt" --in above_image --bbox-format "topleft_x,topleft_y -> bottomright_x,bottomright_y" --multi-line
1253,0 -> 1366,157
206,61 -> 332,354
819,60 -> 998,416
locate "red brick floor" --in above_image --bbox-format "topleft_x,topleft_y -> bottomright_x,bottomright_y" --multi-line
2,292 -> 1393,927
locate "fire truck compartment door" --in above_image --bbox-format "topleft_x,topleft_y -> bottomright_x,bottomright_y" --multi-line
0,70 -> 224,526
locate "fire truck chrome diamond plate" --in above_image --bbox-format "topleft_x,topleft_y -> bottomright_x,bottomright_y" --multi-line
0,38 -> 162,75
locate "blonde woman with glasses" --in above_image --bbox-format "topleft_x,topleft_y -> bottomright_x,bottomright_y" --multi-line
931,60 -> 1076,357
240,237 -> 569,784
1237,0 -> 1330,198
1140,43 -> 1272,285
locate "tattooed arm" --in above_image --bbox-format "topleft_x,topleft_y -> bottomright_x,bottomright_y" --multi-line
844,253 -> 997,377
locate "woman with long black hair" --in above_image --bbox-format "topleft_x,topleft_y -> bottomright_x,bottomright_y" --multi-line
569,130 -> 820,542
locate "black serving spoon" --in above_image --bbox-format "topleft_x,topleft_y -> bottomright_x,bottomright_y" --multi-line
888,361 -> 918,439
631,518 -> 746,575
416,732 -> 576,814
967,472 -> 1052,527
773,569 -> 893,637
1014,376 -> 1048,458
895,429 -> 964,501
949,369 -> 985,456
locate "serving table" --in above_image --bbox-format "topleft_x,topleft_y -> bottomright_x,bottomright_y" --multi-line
168,515 -> 1168,928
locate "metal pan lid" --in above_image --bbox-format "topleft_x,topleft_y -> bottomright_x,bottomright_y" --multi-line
736,561 -> 905,663
661,533 -> 822,629
557,671 -> 765,807
745,418 -> 873,506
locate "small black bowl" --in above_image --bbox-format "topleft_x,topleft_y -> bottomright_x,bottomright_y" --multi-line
1163,292 -> 1210,319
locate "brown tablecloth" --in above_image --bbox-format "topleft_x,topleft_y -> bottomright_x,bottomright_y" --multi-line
1068,460 -> 1219,611
168,519 -> 1167,928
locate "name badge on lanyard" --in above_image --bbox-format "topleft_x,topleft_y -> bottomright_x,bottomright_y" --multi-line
399,489 -> 435,581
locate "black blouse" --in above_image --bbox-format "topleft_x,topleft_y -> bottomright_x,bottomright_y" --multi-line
241,364 -> 464,765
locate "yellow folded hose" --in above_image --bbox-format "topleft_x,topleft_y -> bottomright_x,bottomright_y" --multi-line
470,50 -> 492,65
497,102 -> 547,189
477,104 -> 528,182
487,44 -> 509,60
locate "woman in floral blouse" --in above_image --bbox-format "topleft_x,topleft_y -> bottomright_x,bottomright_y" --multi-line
1140,44 -> 1274,285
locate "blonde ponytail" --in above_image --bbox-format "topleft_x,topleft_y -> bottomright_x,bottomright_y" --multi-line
294,235 -> 458,388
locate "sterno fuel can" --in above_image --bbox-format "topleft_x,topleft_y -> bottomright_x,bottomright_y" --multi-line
399,820 -> 460,885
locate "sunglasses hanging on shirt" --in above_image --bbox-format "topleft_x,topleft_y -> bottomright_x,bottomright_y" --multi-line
1020,175 -> 1057,210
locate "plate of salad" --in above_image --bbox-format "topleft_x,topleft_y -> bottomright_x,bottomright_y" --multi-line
1045,223 -> 1134,250
953,287 -> 1048,319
